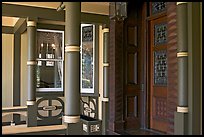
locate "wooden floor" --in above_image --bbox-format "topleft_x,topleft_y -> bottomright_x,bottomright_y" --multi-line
2,124 -> 66,135
2,124 -> 165,135
120,129 -> 165,135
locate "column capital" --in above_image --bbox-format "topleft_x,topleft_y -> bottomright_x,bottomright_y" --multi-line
27,60 -> 37,65
103,63 -> 109,67
102,98 -> 109,102
177,106 -> 188,113
65,45 -> 80,52
63,115 -> 80,123
177,52 -> 188,57
26,100 -> 36,106
27,21 -> 36,27
177,2 -> 188,5
103,28 -> 109,33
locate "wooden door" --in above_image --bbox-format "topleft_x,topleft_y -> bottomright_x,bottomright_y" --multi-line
124,23 -> 141,130
123,2 -> 144,130
149,15 -> 168,133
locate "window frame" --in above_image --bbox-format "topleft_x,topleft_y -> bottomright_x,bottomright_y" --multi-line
36,29 -> 64,92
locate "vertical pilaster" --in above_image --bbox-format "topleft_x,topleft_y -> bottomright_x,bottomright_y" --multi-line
174,2 -> 188,135
63,2 -> 81,135
13,32 -> 21,125
26,20 -> 37,127
187,2 -> 201,135
102,27 -> 109,135
108,20 -> 124,133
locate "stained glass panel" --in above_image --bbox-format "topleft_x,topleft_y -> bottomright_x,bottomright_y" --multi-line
154,23 -> 167,46
152,2 -> 166,15
81,24 -> 95,94
154,50 -> 167,85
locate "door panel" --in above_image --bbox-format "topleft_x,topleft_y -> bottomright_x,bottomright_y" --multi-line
124,22 -> 142,130
150,16 -> 168,133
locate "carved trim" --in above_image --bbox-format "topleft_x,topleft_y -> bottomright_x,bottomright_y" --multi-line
65,46 -> 80,52
63,115 -> 80,123
177,106 -> 188,113
27,61 -> 37,65
103,63 -> 109,67
103,28 -> 109,33
27,21 -> 36,27
26,100 -> 36,106
176,2 -> 187,5
177,52 -> 188,57
102,98 -> 109,102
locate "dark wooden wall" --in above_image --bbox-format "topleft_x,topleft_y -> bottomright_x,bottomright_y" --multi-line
166,2 -> 178,135
108,2 -> 178,134
108,20 -> 124,133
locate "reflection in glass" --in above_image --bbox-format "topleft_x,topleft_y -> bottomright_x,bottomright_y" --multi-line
36,29 -> 64,91
36,61 -> 62,88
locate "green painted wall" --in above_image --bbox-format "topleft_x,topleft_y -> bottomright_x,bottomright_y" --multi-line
2,34 -> 14,107
187,2 -> 202,135
200,2 -> 202,134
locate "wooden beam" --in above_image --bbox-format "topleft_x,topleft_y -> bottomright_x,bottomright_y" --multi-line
2,3 -> 64,21
2,3 -> 109,25
37,23 -> 65,31
2,26 -> 14,34
13,18 -> 27,34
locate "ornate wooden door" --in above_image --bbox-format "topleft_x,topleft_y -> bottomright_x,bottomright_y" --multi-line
149,15 -> 168,133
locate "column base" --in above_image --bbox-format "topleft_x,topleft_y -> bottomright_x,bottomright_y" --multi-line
66,122 -> 82,135
174,111 -> 188,135
102,101 -> 109,135
27,104 -> 37,127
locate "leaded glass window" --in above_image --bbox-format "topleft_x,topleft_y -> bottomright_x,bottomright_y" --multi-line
152,2 -> 167,15
154,50 -> 167,85
81,24 -> 95,94
154,23 -> 167,46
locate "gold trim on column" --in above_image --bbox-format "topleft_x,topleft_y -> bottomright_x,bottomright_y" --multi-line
103,28 -> 109,33
177,2 -> 188,5
102,98 -> 109,102
103,63 -> 109,67
65,45 -> 80,52
177,52 -> 188,57
26,100 -> 36,106
63,115 -> 80,123
177,106 -> 188,113
27,61 -> 37,65
27,21 -> 36,27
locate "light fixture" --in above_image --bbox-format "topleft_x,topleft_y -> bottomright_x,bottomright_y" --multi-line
109,2 -> 127,21
52,44 -> 55,49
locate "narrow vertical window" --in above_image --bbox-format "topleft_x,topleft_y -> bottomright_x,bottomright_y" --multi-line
36,29 -> 64,92
81,24 -> 95,94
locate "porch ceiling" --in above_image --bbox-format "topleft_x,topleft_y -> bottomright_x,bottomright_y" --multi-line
2,2 -> 109,27
2,2 -> 109,15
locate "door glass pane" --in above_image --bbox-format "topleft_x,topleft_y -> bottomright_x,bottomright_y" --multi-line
152,2 -> 167,15
154,23 -> 167,46
154,50 -> 167,85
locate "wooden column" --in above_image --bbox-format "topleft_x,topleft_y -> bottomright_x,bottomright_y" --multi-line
26,19 -> 37,127
174,2 -> 188,135
63,2 -> 81,135
102,27 -> 109,135
108,19 -> 124,134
